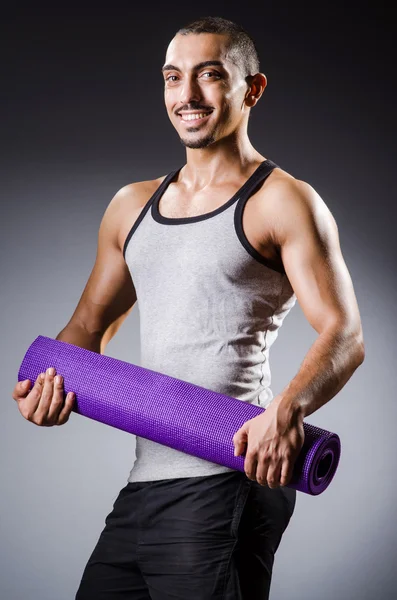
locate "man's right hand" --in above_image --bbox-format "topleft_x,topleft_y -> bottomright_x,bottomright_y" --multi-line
12,367 -> 75,426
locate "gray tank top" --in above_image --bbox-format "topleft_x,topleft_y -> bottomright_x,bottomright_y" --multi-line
123,159 -> 297,482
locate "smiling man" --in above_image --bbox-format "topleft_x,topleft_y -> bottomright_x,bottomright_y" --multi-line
13,14 -> 364,600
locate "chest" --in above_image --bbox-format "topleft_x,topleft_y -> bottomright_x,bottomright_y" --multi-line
156,185 -> 284,274
119,179 -> 286,276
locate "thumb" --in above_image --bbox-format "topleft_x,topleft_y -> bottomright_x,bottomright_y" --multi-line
233,423 -> 248,456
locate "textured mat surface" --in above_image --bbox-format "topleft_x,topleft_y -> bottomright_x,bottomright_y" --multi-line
18,336 -> 341,495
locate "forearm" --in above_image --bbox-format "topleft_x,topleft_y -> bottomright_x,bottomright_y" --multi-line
56,322 -> 105,354
276,327 -> 365,420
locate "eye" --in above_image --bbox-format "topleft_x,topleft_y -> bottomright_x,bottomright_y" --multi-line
201,71 -> 220,79
165,71 -> 221,82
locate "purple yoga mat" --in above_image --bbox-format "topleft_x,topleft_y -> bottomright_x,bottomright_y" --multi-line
18,336 -> 341,495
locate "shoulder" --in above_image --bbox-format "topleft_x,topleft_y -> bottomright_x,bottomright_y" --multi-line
262,167 -> 338,247
101,174 -> 168,253
111,174 -> 167,211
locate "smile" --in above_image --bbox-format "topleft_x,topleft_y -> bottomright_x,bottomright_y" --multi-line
178,111 -> 213,125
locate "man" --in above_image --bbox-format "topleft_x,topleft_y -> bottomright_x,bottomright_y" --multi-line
13,16 -> 365,600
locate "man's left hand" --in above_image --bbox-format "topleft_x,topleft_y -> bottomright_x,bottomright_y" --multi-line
232,397 -> 305,488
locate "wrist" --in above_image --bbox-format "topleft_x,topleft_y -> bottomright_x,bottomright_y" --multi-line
275,393 -> 305,422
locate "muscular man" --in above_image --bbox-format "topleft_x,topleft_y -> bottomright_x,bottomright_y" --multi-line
13,16 -> 365,600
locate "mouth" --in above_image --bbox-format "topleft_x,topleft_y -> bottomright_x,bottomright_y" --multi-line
178,110 -> 213,126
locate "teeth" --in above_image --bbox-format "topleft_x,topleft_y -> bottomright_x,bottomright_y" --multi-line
181,112 -> 211,121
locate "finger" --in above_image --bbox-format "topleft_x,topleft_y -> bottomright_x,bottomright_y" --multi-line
20,373 -> 44,419
233,426 -> 248,456
47,374 -> 66,422
256,454 -> 271,486
13,378 -> 33,402
267,460 -> 283,489
13,379 -> 31,400
234,439 -> 247,457
56,392 -> 75,425
280,457 -> 294,487
34,367 -> 56,423
244,450 -> 258,480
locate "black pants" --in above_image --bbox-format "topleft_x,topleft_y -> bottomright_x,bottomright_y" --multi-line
75,471 -> 296,599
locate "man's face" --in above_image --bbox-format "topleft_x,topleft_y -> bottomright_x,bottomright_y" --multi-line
162,33 -> 250,149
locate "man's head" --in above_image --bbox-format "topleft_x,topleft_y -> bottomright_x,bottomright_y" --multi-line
162,16 -> 267,150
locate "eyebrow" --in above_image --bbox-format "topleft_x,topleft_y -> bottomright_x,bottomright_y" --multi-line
161,60 -> 225,73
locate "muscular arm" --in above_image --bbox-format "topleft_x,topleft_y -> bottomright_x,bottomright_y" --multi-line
57,185 -> 138,354
267,178 -> 365,419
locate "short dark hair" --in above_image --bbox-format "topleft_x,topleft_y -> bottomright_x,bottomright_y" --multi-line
176,16 -> 260,80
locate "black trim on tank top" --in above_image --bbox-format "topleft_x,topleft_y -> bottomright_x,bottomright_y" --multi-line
122,168 -> 181,258
234,160 -> 286,276
151,160 -> 272,225
123,159 -> 286,278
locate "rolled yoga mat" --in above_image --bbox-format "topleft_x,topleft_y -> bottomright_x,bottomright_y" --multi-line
18,335 -> 341,496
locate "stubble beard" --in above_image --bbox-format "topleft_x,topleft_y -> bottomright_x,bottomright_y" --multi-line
178,129 -> 217,149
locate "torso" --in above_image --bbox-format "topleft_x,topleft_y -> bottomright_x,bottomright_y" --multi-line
117,161 -> 296,275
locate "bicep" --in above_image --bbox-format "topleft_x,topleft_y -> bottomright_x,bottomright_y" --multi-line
276,181 -> 362,337
68,192 -> 137,339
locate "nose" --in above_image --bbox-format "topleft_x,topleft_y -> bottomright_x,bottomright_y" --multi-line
179,74 -> 202,105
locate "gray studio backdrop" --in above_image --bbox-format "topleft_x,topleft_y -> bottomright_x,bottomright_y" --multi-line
1,8 -> 395,600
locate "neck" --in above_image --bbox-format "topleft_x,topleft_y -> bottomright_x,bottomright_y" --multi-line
182,132 -> 265,189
